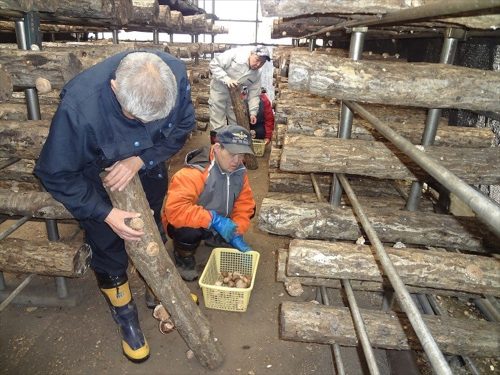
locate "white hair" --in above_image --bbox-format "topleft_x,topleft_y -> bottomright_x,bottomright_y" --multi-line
114,52 -> 177,122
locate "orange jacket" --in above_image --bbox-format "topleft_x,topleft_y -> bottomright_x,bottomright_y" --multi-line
162,147 -> 255,235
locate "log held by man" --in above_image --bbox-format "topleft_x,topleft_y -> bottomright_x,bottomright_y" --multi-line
102,173 -> 224,370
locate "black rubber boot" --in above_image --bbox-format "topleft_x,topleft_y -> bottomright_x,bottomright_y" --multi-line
210,130 -> 217,145
173,240 -> 199,281
204,233 -> 232,248
96,273 -> 150,363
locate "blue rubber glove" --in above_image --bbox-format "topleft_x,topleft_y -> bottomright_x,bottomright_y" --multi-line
209,210 -> 237,242
229,235 -> 252,252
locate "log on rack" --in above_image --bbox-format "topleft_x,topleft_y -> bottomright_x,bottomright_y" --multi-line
0,238 -> 90,277
103,173 -> 223,370
280,301 -> 500,358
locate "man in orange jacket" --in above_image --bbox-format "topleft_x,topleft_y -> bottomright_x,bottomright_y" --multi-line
162,125 -> 256,281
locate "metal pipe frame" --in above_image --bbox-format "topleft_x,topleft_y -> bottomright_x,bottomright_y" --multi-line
0,274 -> 35,312
406,28 -> 462,211
337,173 -> 452,374
343,100 -> 500,238
341,279 -> 381,375
305,0 -> 500,38
331,28 -> 366,206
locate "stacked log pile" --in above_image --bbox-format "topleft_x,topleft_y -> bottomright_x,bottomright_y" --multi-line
259,39 -> 500,363
0,37 -> 217,278
0,1 -> 227,35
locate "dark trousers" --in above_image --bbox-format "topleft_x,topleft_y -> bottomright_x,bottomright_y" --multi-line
166,224 -> 212,248
82,166 -> 167,276
250,121 -> 265,140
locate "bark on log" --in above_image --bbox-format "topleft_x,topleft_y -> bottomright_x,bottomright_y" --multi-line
288,52 -> 500,112
280,135 -> 500,185
0,103 -> 57,121
277,249 -> 479,298
128,0 -> 159,25
0,66 -> 13,102
0,0 -> 132,26
266,191 -> 434,212
0,189 -> 73,219
195,105 -> 210,122
0,50 -> 84,92
277,104 -> 493,148
288,239 -> 500,297
268,172 -> 404,198
228,85 -> 258,170
280,301 -> 500,358
0,120 -> 49,159
277,249 -> 384,291
258,198 -> 499,253
0,238 -> 90,277
103,173 -> 223,369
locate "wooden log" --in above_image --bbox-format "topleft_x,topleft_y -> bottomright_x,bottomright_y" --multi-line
284,115 -> 494,148
266,191 -> 434,212
128,0 -> 159,25
258,198 -> 498,253
288,52 -> 500,112
0,0 -> 133,26
0,120 -> 49,159
0,66 -> 13,102
0,189 -> 73,219
228,85 -> 258,170
280,301 -> 500,358
103,173 -> 223,369
288,239 -> 500,297
0,103 -> 58,121
0,238 -> 90,277
272,16 -> 345,39
277,249 -> 479,298
277,249 -> 384,291
195,105 -> 210,122
268,172 -> 406,198
280,135 -> 500,185
0,50 -> 84,92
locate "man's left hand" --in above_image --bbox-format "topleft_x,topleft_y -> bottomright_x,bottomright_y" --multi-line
103,156 -> 144,192
264,138 -> 270,145
249,115 -> 257,124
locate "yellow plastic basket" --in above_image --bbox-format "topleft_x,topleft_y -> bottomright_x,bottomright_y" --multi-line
199,248 -> 260,312
252,139 -> 266,157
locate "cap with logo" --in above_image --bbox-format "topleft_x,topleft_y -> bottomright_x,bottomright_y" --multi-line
216,125 -> 255,155
253,46 -> 271,62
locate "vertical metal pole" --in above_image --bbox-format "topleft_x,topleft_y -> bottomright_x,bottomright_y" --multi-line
330,27 -> 366,206
308,38 -> 315,51
255,0 -> 259,44
112,29 -> 119,44
23,11 -> 42,50
405,28 -> 463,211
170,33 -> 174,43
15,20 -> 27,49
153,29 -> 159,44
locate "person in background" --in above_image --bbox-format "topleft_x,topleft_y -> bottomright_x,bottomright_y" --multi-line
208,45 -> 271,143
35,51 -> 195,363
250,87 -> 275,144
162,125 -> 256,281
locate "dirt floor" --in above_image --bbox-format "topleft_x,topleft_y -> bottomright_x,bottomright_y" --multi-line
2,129 -> 497,375
0,129 -> 348,375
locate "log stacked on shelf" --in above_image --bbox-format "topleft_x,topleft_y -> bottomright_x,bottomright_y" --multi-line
280,301 -> 500,358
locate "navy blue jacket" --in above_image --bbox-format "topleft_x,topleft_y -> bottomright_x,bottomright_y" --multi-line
35,51 -> 195,222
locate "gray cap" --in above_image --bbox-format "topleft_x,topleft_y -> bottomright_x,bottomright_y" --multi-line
253,46 -> 271,61
216,125 -> 255,155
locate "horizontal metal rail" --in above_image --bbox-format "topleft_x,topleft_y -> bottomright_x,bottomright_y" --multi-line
305,0 -> 500,38
343,100 -> 500,238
